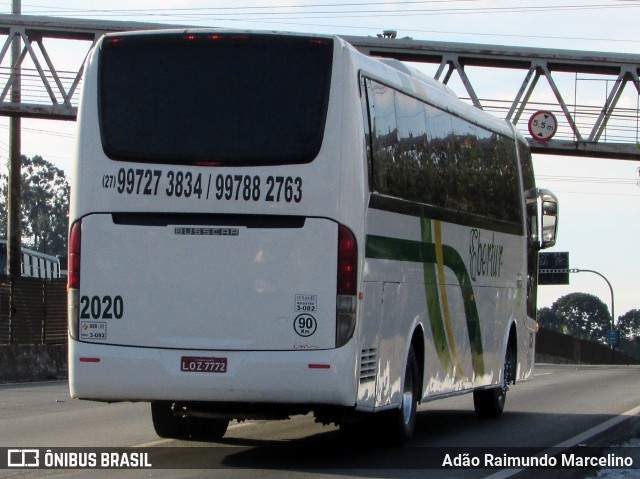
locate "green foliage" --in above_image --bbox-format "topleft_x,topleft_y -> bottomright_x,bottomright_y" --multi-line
0,155 -> 70,256
539,297 -> 640,358
537,306 -> 567,334
537,292 -> 611,344
618,309 -> 640,340
616,309 -> 640,359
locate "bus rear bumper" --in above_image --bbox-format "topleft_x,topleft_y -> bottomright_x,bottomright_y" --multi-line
69,340 -> 358,407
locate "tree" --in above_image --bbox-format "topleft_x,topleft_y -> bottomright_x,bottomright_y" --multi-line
617,309 -> 640,359
618,309 -> 640,341
536,306 -> 567,334
0,155 -> 70,257
539,293 -> 611,344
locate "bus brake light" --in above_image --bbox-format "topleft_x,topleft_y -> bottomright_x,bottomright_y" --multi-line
68,220 -> 82,290
337,225 -> 357,296
336,225 -> 357,347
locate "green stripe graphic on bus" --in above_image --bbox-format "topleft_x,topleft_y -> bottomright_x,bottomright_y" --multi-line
419,219 -> 457,379
365,220 -> 485,378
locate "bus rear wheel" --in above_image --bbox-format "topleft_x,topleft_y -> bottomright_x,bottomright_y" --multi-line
151,401 -> 229,440
383,347 -> 419,444
473,343 -> 514,418
151,401 -> 185,438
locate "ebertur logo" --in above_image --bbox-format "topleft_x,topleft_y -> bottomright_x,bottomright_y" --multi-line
468,228 -> 504,281
8,449 -> 39,467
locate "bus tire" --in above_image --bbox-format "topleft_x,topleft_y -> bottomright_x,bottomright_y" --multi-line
473,343 -> 514,418
151,401 -> 230,440
151,401 -> 186,439
384,346 -> 419,444
184,417 -> 229,441
473,386 -> 505,419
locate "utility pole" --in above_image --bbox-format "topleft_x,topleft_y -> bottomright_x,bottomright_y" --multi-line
7,0 -> 21,279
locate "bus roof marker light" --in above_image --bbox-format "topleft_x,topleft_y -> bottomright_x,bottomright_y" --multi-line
308,39 -> 329,46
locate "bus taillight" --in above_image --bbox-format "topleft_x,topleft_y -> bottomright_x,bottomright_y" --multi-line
68,220 -> 82,290
337,224 -> 357,295
336,224 -> 357,347
68,220 -> 82,340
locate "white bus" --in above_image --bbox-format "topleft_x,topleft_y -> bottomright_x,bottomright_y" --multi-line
68,30 -> 558,443
0,240 -> 61,279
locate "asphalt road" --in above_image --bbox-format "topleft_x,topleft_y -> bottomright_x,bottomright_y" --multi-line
1,364 -> 639,479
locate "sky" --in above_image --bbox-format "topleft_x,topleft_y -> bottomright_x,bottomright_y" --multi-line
0,0 -> 639,320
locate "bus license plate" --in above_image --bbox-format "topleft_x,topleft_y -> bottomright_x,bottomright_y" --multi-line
181,356 -> 227,373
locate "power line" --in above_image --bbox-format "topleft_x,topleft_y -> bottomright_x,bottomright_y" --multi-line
545,190 -> 640,197
16,1 -> 640,21
12,1 -> 639,45
537,175 -> 638,185
19,0 -> 640,15
21,0 -> 485,13
0,124 -> 74,139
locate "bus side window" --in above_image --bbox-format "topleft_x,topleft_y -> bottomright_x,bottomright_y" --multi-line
368,81 -> 399,195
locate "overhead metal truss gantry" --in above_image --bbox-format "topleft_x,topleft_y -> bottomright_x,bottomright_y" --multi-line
1,14 -> 639,160
0,15 -> 183,120
345,35 -> 640,160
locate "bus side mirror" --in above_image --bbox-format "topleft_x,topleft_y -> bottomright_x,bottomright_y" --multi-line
539,189 -> 558,249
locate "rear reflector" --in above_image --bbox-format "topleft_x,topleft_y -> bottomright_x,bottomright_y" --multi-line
79,357 -> 101,363
308,364 -> 331,369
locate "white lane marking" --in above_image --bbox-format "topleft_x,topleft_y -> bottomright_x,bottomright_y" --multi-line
483,403 -> 640,479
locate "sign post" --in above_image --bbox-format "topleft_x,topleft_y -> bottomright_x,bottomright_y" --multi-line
537,257 -> 617,347
538,252 -> 569,285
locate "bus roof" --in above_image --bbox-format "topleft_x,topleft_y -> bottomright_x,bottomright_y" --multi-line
98,28 -> 520,141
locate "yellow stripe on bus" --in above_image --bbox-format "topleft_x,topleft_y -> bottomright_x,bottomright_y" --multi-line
434,220 -> 466,381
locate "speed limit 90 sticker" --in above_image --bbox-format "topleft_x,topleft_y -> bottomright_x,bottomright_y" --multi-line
294,314 -> 317,337
101,168 -> 303,204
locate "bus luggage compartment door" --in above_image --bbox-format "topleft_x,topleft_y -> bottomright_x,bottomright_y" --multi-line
77,214 -> 339,351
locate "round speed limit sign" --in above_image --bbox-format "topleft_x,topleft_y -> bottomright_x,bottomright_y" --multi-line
528,110 -> 558,142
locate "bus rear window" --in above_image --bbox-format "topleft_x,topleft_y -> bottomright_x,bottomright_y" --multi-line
98,34 -> 333,166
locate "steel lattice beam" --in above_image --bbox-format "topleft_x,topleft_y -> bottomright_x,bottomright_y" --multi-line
0,14 -> 639,160
0,14 -> 186,119
343,35 -> 640,160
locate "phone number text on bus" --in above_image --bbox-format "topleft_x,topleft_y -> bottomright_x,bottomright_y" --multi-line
102,168 -> 303,203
